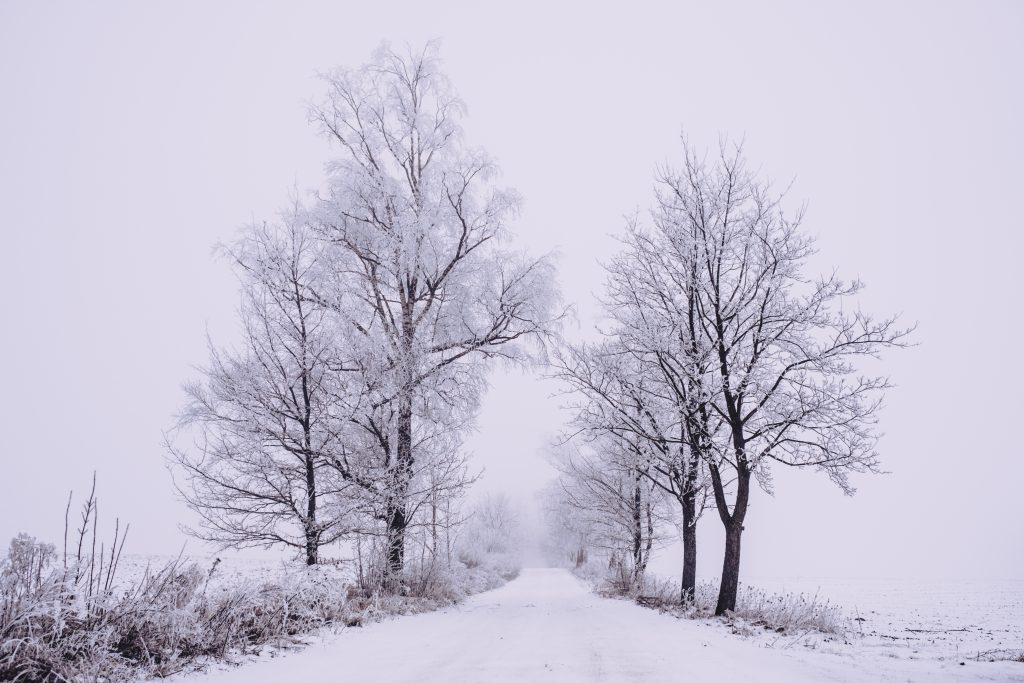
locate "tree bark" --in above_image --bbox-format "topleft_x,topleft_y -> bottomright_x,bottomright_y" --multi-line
304,454 -> 318,565
711,460 -> 750,615
305,534 -> 318,565
678,421 -> 702,602
643,498 -> 653,573
632,477 -> 643,590
385,390 -> 414,587
385,506 -> 406,584
716,520 -> 743,615
680,488 -> 697,602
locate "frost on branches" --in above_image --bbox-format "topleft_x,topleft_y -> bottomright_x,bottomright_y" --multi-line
169,42 -> 562,589
547,140 -> 910,614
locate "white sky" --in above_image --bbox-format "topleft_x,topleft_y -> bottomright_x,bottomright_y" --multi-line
1,1 -> 1021,580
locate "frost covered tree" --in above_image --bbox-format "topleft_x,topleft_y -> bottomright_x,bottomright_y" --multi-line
650,140 -> 911,614
540,480 -> 596,570
551,341 -> 704,599
309,42 -> 563,584
462,493 -> 520,555
547,441 -> 666,592
599,214 -> 723,601
169,211 -> 353,565
334,388 -> 477,587
456,492 -> 522,568
560,139 -> 909,613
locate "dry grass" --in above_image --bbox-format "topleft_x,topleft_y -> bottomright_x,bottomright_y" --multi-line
973,648 -> 1024,663
583,564 -> 847,635
1,482 -> 521,683
0,538 -> 519,682
1,542 -> 353,681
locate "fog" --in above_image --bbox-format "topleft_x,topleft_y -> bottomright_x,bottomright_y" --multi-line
1,1 -> 1021,580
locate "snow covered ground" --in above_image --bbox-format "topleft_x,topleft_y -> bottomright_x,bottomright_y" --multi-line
179,568 -> 1023,682
115,553 -> 328,589
737,576 -> 1024,666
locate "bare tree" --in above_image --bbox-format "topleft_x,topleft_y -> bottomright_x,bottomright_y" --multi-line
551,341 -> 707,600
469,493 -> 521,554
309,42 -> 563,584
460,492 -> 522,558
601,211 -> 728,601
654,140 -> 912,614
548,441 -> 667,593
168,211 -> 353,564
540,480 -> 596,570
317,366 -> 477,588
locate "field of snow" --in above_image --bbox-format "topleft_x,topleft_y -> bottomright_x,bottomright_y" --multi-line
736,576 -> 1024,666
173,568 -> 1023,682
113,553 -> 335,589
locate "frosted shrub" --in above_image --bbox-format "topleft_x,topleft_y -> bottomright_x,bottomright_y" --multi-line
0,549 -> 364,682
587,564 -> 846,636
646,579 -> 845,634
1,481 -> 521,681
727,585 -> 846,634
0,534 -> 56,610
376,548 -> 519,606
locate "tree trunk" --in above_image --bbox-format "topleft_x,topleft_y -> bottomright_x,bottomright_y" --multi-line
304,452 -> 318,566
356,535 -> 365,588
445,498 -> 452,567
712,460 -> 750,615
386,505 -> 406,584
680,488 -> 697,602
715,520 -> 743,615
678,424 -> 702,602
384,390 -> 414,587
643,498 -> 653,573
305,533 -> 318,565
631,477 -> 643,590
305,541 -> 318,565
430,485 -> 438,559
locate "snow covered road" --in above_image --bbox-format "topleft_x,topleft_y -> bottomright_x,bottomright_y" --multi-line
187,568 -> 1022,682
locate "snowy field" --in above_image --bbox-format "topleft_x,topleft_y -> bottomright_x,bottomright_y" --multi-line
113,553 -> 338,590
736,576 -> 1024,666
167,568 -> 1022,683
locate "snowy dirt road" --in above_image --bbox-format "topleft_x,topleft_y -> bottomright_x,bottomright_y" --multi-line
187,568 -> 1022,683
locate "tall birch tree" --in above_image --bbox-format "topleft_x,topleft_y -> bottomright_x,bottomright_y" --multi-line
310,42 -> 562,583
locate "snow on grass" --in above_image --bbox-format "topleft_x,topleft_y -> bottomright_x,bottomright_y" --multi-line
629,575 -> 846,634
1,543 -> 519,682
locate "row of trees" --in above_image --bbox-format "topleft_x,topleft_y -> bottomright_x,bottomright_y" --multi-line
167,43 -> 561,586
168,42 -> 908,614
546,143 -> 910,614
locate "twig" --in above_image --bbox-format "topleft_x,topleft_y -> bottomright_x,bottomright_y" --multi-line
63,489 -> 72,578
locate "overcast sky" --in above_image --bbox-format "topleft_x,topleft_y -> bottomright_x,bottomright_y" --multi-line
1,1 -> 1021,580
